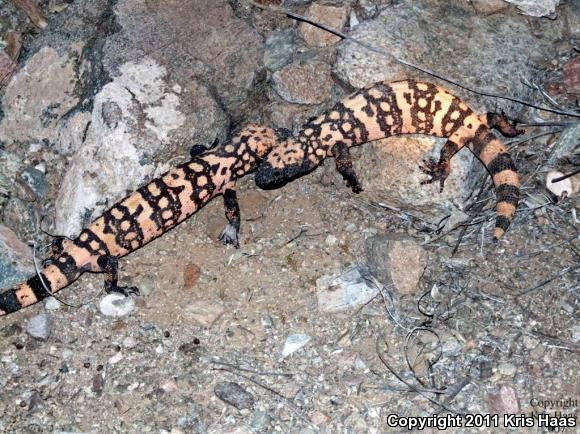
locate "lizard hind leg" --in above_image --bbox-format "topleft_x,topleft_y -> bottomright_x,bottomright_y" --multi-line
96,255 -> 139,296
419,139 -> 459,193
484,112 -> 524,138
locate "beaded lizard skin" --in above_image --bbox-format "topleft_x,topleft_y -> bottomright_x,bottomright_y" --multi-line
0,125 -> 279,315
255,79 -> 522,239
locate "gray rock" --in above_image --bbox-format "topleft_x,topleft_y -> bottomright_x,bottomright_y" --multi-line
281,333 -> 311,357
1,197 -> 39,241
26,313 -> 54,341
0,151 -> 21,212
264,29 -> 294,71
0,47 -> 79,145
365,233 -> 427,294
104,0 -> 263,113
273,60 -> 333,104
546,123 -> 580,168
335,0 -> 552,115
0,224 -> 34,289
18,166 -> 48,199
214,382 -> 255,410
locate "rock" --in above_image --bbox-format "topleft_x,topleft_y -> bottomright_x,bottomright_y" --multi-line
498,362 -> 517,376
0,47 -> 79,145
54,57 -> 206,236
487,384 -> 520,415
28,390 -> 44,413
317,265 -> 380,312
281,333 -> 311,357
2,197 -> 39,240
98,293 -> 136,317
272,61 -> 333,104
563,56 -> 580,95
0,225 -> 35,289
572,324 -> 580,344
353,0 -> 379,21
546,171 -> 580,198
18,166 -> 48,200
0,49 -> 16,87
122,336 -> 138,349
183,302 -> 226,327
335,0 -> 553,115
26,313 -> 54,341
504,0 -> 559,17
105,0 -> 263,113
365,233 -> 427,294
183,264 -> 201,289
546,123 -> 580,168
160,377 -> 179,394
352,135 -> 477,223
44,297 -> 60,311
0,151 -> 22,212
264,29 -> 294,71
250,409 -> 271,431
298,3 -> 349,47
138,276 -> 156,297
214,382 -> 255,410
470,0 -> 509,14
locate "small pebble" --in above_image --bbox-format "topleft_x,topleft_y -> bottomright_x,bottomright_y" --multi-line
281,333 -> 311,358
325,234 -> 338,246
44,297 -> 60,310
498,363 -> 516,376
26,313 -> 53,341
99,293 -> 135,317
122,336 -> 137,349
214,382 -> 255,410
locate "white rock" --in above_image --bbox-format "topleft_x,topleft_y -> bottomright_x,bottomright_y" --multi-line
44,296 -> 60,310
108,352 -> 124,365
317,266 -> 379,313
281,334 -> 311,358
504,0 -> 559,17
98,293 -> 135,317
26,313 -> 53,341
546,171 -> 579,198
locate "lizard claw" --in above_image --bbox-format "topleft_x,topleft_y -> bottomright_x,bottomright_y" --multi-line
218,223 -> 240,249
419,158 -> 449,193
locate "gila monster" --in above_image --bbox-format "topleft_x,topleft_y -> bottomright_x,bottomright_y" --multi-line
0,125 -> 279,316
255,79 -> 522,240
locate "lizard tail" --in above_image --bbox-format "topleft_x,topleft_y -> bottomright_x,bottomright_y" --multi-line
466,124 -> 520,240
0,260 -> 82,316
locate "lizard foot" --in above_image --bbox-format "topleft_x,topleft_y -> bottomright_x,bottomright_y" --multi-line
419,158 -> 450,193
346,179 -> 364,194
107,285 -> 140,297
218,223 -> 240,249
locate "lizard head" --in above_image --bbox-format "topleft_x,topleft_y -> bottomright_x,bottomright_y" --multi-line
254,138 -> 321,189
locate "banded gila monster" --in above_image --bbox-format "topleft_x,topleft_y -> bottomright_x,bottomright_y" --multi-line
0,125 -> 279,316
255,79 -> 522,239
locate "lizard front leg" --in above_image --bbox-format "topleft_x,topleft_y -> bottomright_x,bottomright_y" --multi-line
96,255 -> 139,296
218,187 -> 241,248
332,142 -> 364,194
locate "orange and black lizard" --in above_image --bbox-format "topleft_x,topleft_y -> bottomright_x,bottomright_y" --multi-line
256,79 -> 522,240
0,125 -> 279,315
0,79 -> 521,316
